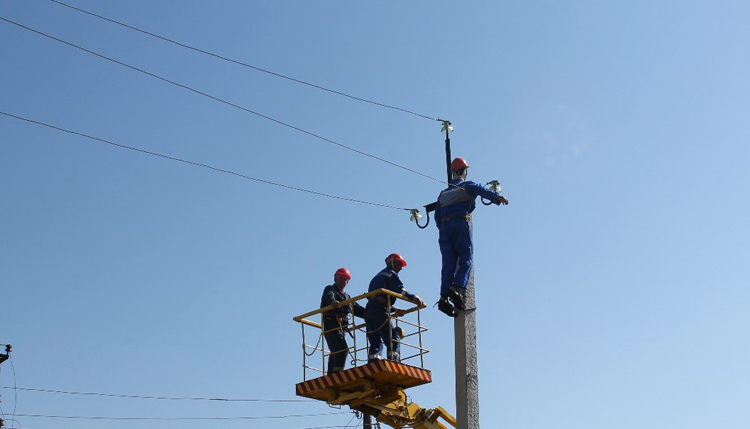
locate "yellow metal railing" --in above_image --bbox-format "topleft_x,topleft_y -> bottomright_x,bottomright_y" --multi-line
293,288 -> 428,381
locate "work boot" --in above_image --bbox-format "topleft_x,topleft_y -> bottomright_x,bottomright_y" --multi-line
436,296 -> 456,317
447,286 -> 466,311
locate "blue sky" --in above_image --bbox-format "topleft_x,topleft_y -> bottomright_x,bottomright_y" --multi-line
2,1 -> 749,428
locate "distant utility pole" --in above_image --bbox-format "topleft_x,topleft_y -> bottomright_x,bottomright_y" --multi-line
0,343 -> 12,422
0,344 -> 11,368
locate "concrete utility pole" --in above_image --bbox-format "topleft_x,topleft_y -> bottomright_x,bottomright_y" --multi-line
408,122 -> 489,429
438,121 -> 480,429
363,412 -> 373,428
454,240 -> 479,429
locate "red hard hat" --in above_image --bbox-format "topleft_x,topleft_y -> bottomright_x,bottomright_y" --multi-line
385,253 -> 407,268
451,157 -> 469,170
334,268 -> 351,280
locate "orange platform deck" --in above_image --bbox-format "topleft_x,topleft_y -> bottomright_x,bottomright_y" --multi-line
296,360 -> 432,402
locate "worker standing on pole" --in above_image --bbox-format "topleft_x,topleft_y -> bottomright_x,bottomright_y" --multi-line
434,157 -> 509,317
365,253 -> 424,363
320,268 -> 365,374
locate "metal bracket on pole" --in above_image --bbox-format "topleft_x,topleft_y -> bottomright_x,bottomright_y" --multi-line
480,180 -> 502,206
414,203 -> 437,229
441,120 -> 453,184
415,119 -> 452,230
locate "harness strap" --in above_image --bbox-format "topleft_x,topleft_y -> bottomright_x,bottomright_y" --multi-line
441,213 -> 472,222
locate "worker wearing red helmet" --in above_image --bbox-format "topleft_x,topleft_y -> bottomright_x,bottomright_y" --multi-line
434,157 -> 509,317
364,253 -> 424,363
320,267 -> 366,374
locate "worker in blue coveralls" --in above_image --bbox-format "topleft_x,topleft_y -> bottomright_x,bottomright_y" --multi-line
434,157 -> 509,317
320,268 -> 366,374
365,253 -> 424,363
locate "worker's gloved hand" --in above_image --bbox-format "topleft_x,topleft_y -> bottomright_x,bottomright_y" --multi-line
331,300 -> 340,308
497,196 -> 509,205
413,296 -> 425,307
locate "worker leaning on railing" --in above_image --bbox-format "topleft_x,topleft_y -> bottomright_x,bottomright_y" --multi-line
365,253 -> 424,363
320,267 -> 366,374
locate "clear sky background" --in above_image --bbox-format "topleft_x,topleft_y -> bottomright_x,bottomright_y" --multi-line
2,1 -> 749,428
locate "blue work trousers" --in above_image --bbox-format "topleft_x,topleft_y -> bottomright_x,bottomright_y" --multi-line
439,219 -> 473,295
364,306 -> 401,362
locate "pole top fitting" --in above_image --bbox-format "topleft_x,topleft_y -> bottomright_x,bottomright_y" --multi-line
441,120 -> 453,134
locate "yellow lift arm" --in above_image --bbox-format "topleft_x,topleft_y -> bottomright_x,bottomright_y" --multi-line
352,387 -> 456,429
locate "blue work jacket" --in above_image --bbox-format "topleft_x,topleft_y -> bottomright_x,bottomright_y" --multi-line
434,179 -> 502,227
320,285 -> 365,319
366,268 -> 416,309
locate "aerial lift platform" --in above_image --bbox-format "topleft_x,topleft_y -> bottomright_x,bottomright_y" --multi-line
294,289 -> 456,429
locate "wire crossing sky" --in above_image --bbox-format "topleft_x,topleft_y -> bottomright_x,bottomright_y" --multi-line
14,412 -> 349,420
0,385 -> 311,402
47,0 -> 441,123
0,16 -> 446,186
0,111 -> 415,212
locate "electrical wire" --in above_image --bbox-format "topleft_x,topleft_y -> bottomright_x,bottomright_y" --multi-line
342,412 -> 358,428
0,111 -> 415,212
294,426 -> 354,429
0,16 -> 446,186
0,386 -> 310,403
14,412 -> 348,421
278,426 -> 354,429
4,425 -> 354,429
0,424 -> 358,429
5,422 -> 353,429
46,0 -> 440,122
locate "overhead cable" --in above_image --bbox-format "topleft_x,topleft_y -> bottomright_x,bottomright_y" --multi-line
0,16 -> 445,186
286,426 -> 353,429
342,412 -> 358,428
0,386 -> 310,403
14,412 -> 348,420
1,111 -> 414,212
47,0 -> 439,122
6,421 -> 349,429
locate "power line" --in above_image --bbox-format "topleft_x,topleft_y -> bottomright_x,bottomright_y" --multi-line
0,111 -> 415,212
5,425 -> 351,429
14,412 -> 348,421
0,386 -> 310,403
47,0 -> 440,122
0,15 -> 446,186
9,425 -> 352,429
294,426 -> 354,429
343,412 -> 359,428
